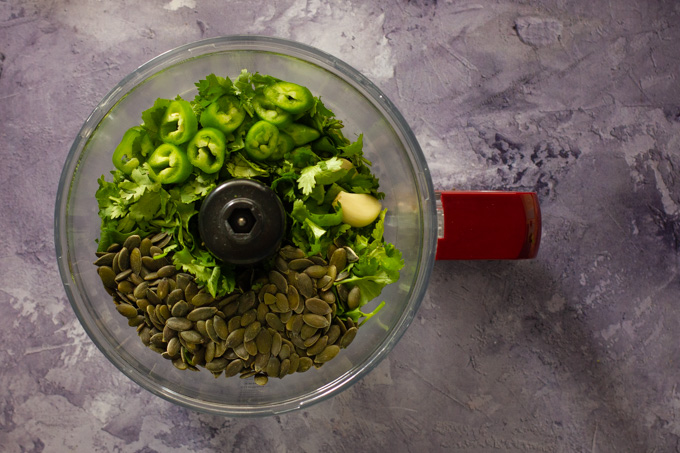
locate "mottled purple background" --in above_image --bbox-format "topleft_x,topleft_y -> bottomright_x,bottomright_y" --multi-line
2,0 -> 680,451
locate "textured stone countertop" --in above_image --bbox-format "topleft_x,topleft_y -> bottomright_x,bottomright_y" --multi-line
2,0 -> 680,451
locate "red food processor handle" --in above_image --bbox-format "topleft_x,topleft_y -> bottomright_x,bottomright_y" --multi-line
435,191 -> 541,260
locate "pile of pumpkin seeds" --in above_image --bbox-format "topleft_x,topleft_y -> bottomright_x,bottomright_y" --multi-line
95,233 -> 362,385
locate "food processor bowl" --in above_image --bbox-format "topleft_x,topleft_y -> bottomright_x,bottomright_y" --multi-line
55,36 -> 437,416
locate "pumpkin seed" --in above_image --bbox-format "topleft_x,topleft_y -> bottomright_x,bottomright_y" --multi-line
166,289 -> 183,307
289,353 -> 300,374
303,313 -> 329,329
212,340 -> 226,359
187,306 -> 218,322
116,303 -> 138,318
166,317 -> 193,331
317,275 -> 333,291
286,314 -> 304,333
271,331 -> 283,357
288,258 -> 314,271
307,335 -> 328,356
256,301 -> 269,323
303,333 -> 321,348
98,266 -> 116,289
275,255 -> 289,273
319,290 -> 336,304
123,234 -> 142,250
265,312 -> 285,332
256,329 -> 272,355
266,356 -> 281,377
129,248 -> 142,275
155,305 -> 170,324
180,330 -> 204,344
286,285 -> 300,312
191,291 -> 213,307
213,315 -> 229,340
169,300 -> 189,318
129,272 -> 144,286
305,265 -> 327,279
205,358 -> 229,372
295,272 -> 315,299
106,243 -> 121,254
347,286 -> 361,310
339,326 -> 357,348
279,245 -> 305,260
244,340 -> 258,357
233,343 -> 250,360
132,281 -> 149,299
240,308 -> 257,327
117,247 -> 130,271
94,253 -> 116,267
225,328 -> 245,349
224,359 -> 244,377
204,319 -> 220,343
274,293 -> 289,313
150,332 -> 165,348
305,298 -> 332,315
254,374 -> 269,386
237,291 -> 256,314
279,343 -> 291,360
344,247 -> 359,263
327,324 -> 341,345
204,341 -> 216,363
166,336 -> 181,357
297,357 -> 313,373
269,270 -> 288,293
244,321 -> 261,343
128,315 -> 146,327
314,345 -> 340,363
300,323 -> 318,341
162,324 -> 177,342
329,247 -> 347,272
146,288 -> 162,306
184,281 -> 199,303
117,280 -> 134,294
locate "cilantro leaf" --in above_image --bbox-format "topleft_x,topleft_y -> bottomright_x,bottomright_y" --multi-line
297,157 -> 344,196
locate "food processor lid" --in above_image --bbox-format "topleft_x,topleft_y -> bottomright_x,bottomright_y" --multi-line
198,179 -> 286,265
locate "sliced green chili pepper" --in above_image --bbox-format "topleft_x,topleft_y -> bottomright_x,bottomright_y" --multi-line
244,120 -> 279,161
269,131 -> 295,161
280,123 -> 321,146
186,127 -> 227,174
112,126 -> 154,175
263,81 -> 314,114
200,95 -> 246,135
147,143 -> 193,184
160,99 -> 198,145
252,94 -> 292,126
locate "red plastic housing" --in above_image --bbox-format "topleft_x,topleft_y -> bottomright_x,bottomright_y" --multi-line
435,191 -> 541,260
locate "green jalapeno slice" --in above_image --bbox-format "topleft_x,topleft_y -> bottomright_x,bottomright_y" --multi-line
147,143 -> 193,184
160,100 -> 199,145
280,123 -> 321,146
244,120 -> 279,161
186,127 -> 227,174
252,94 -> 292,126
112,126 -> 154,175
263,81 -> 314,114
199,95 -> 246,135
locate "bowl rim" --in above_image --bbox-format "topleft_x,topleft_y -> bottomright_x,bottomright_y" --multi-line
55,34 -> 437,416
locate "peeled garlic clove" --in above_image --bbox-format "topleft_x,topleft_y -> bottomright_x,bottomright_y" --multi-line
333,191 -> 382,228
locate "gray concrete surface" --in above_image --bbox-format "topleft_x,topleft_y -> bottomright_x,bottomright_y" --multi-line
2,0 -> 680,451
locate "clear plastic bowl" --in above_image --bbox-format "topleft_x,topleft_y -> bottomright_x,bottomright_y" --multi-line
55,36 -> 437,416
